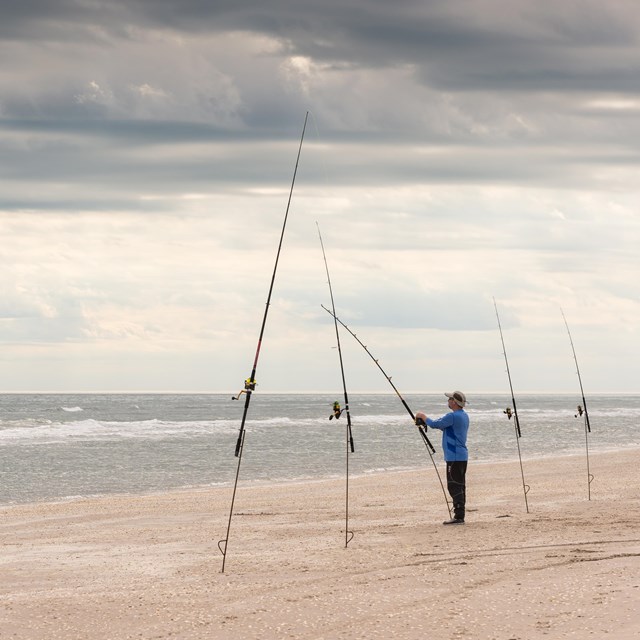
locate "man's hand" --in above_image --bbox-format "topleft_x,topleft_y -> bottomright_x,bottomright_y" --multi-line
415,411 -> 427,426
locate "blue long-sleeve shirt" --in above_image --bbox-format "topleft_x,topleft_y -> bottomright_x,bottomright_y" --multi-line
426,409 -> 469,462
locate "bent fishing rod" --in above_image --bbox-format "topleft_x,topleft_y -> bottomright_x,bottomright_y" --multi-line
317,223 -> 355,548
561,308 -> 594,500
493,298 -> 530,513
218,111 -> 309,573
321,305 -> 451,518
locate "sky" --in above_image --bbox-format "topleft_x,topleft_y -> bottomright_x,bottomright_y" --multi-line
1,0 -> 639,395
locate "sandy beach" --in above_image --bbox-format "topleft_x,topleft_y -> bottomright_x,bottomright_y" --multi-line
1,448 -> 639,639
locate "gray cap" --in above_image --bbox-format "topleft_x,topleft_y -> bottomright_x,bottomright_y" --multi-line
445,391 -> 467,408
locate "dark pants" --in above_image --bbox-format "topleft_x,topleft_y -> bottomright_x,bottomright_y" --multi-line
446,460 -> 467,520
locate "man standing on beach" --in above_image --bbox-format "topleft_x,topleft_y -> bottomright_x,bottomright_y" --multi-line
415,391 -> 469,525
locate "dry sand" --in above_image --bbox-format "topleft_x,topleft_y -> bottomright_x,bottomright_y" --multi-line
1,448 -> 639,639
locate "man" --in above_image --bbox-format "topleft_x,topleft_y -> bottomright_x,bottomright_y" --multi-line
415,391 -> 469,525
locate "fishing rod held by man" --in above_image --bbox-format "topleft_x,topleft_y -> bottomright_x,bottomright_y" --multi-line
321,304 -> 451,517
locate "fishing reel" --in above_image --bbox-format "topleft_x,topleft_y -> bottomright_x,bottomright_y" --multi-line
232,378 -> 257,400
329,401 -> 343,420
575,405 -> 584,418
504,407 -> 513,420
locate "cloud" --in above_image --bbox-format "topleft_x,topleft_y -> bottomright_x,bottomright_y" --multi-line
0,1 -> 638,391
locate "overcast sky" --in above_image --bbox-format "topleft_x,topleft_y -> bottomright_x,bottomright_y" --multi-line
1,1 -> 639,395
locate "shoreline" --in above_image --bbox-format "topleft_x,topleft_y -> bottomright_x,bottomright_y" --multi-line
2,446 -> 638,510
1,448 -> 639,638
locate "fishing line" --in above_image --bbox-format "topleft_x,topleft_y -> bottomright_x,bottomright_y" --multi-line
218,111 -> 309,573
561,307 -> 594,500
317,223 -> 355,548
493,298 -> 530,513
321,305 -> 452,518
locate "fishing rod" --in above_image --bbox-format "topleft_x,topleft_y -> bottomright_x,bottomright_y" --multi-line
218,111 -> 309,573
317,223 -> 355,548
493,298 -> 530,513
321,305 -> 451,518
560,307 -> 594,500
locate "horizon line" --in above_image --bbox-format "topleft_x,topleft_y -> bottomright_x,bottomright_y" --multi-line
0,389 -> 633,396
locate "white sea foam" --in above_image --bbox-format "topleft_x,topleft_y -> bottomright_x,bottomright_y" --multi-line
0,418 -> 239,445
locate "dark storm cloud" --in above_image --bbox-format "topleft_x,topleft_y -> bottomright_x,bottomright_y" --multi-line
0,0 -> 635,167
0,1 -> 125,41
84,1 -> 640,93
4,1 -> 639,89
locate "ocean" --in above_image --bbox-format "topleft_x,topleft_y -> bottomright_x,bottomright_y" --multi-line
0,393 -> 638,505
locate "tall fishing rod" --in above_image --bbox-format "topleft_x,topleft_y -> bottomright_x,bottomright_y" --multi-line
493,298 -> 530,513
321,305 -> 451,518
317,223 -> 355,548
218,111 -> 309,573
560,307 -> 594,500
